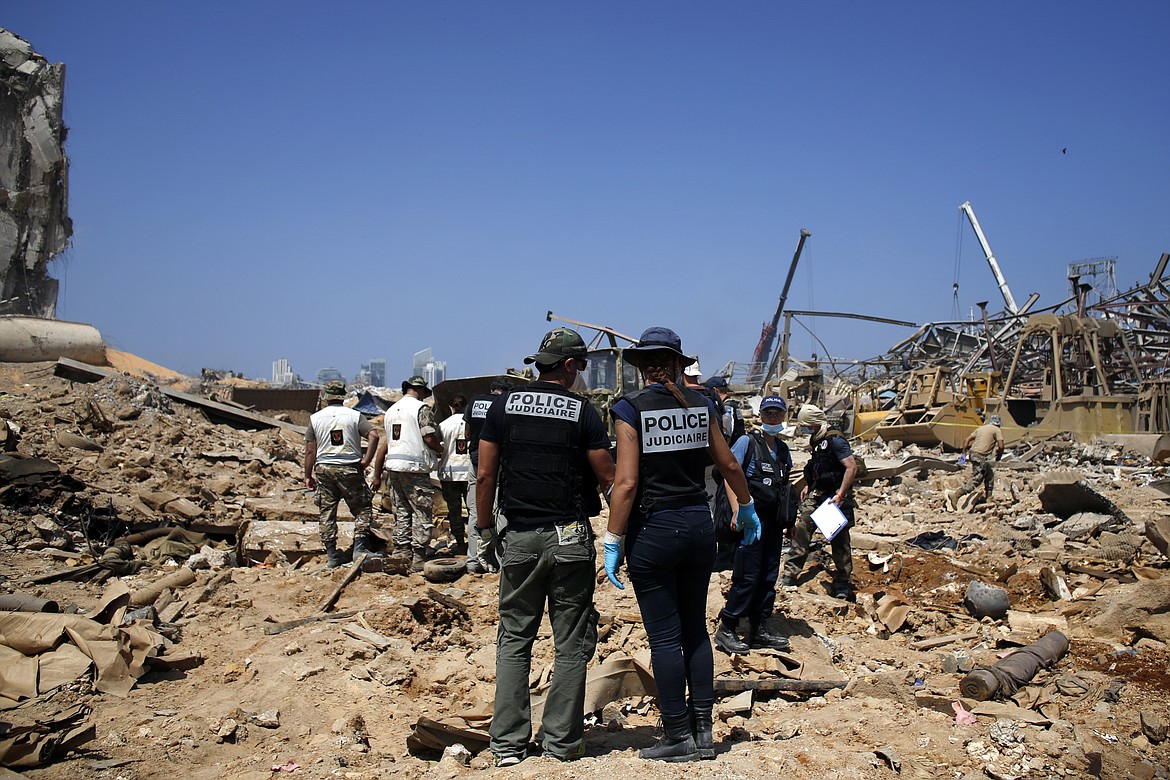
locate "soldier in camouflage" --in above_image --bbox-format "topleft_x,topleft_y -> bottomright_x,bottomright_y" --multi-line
305,381 -> 381,568
372,376 -> 444,571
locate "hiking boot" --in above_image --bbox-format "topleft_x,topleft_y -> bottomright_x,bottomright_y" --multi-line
714,625 -> 749,655
411,554 -> 426,572
466,559 -> 485,574
779,575 -> 796,587
494,754 -> 523,767
639,718 -> 697,763
832,585 -> 852,601
749,626 -> 791,652
324,542 -> 348,569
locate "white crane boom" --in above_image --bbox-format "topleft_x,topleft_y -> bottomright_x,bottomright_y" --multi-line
960,201 -> 1020,315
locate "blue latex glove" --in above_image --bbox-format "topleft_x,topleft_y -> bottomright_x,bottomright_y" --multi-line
738,502 -> 761,545
957,454 -> 967,466
603,535 -> 625,589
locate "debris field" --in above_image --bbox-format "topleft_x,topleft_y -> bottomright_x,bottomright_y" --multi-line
1,359 -> 1169,780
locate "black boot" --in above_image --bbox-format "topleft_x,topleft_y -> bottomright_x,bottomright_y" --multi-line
749,625 -> 791,652
691,708 -> 714,760
352,533 -> 383,560
639,717 -> 697,763
714,624 -> 750,655
324,541 -> 348,569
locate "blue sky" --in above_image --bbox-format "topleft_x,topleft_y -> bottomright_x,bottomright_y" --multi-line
6,2 -> 1168,383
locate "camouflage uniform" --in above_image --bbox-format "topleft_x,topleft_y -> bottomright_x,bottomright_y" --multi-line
958,455 -> 996,499
782,489 -> 854,591
314,463 -> 373,544
387,470 -> 436,552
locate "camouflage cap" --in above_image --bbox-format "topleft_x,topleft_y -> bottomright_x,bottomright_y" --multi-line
523,328 -> 588,366
322,380 -> 347,400
401,375 -> 432,396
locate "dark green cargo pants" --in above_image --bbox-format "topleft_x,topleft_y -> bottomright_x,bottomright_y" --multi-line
490,523 -> 598,762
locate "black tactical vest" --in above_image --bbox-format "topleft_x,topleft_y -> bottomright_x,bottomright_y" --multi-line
465,392 -> 496,466
803,430 -> 848,492
625,386 -> 711,514
743,430 -> 791,506
498,383 -> 592,526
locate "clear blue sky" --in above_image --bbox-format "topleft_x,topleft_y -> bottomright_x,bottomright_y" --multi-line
6,2 -> 1168,382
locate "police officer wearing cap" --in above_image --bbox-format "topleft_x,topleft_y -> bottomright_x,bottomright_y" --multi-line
305,381 -> 381,568
372,375 -> 444,571
715,395 -> 795,654
605,326 -> 759,763
475,328 -> 615,766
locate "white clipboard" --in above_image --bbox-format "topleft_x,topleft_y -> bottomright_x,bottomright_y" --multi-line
811,498 -> 849,541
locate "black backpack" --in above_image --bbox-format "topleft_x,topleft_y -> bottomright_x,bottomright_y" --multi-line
713,433 -> 796,544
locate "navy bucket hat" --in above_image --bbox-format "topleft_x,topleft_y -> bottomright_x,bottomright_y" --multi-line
623,327 -> 696,368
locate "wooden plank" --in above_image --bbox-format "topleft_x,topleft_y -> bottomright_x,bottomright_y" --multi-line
909,630 -> 979,651
425,587 -> 469,616
714,677 -> 848,693
262,610 -> 358,635
1063,562 -> 1136,583
319,554 -> 366,613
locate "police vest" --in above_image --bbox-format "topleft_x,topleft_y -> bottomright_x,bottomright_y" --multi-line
384,395 -> 437,474
804,430 -> 849,492
742,430 -> 791,507
465,392 -> 495,466
498,383 -> 594,526
437,414 -> 472,481
309,404 -> 364,466
625,386 -> 710,513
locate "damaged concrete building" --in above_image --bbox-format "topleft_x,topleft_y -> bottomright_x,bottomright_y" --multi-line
0,28 -> 70,318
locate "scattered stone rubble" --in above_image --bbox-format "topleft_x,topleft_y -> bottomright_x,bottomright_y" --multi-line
0,360 -> 1168,779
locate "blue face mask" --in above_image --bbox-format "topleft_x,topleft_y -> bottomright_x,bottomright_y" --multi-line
760,422 -> 785,436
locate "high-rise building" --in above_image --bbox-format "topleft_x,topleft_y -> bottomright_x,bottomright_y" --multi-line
368,358 -> 386,387
272,358 -> 295,386
413,348 -> 446,387
316,367 -> 344,384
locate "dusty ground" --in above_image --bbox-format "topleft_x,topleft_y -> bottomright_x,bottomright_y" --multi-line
2,361 -> 1169,780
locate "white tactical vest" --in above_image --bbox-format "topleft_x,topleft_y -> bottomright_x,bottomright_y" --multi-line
310,405 -> 364,466
384,395 -> 437,473
436,414 -> 472,481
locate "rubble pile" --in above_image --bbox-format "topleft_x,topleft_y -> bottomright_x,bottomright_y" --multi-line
0,360 -> 1168,779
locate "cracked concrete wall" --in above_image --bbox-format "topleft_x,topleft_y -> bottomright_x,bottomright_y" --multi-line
0,28 -> 70,318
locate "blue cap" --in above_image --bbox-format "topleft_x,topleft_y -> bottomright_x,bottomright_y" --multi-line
759,395 -> 787,412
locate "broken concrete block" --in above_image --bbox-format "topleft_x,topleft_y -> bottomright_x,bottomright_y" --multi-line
164,497 -> 204,519
1145,516 -> 1170,558
1053,512 -> 1115,541
138,490 -> 180,511
1141,710 -> 1167,744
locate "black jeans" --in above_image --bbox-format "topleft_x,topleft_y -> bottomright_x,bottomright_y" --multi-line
719,512 -> 785,631
627,507 -> 717,725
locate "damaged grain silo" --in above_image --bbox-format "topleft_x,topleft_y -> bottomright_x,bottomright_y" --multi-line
0,27 -> 71,318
